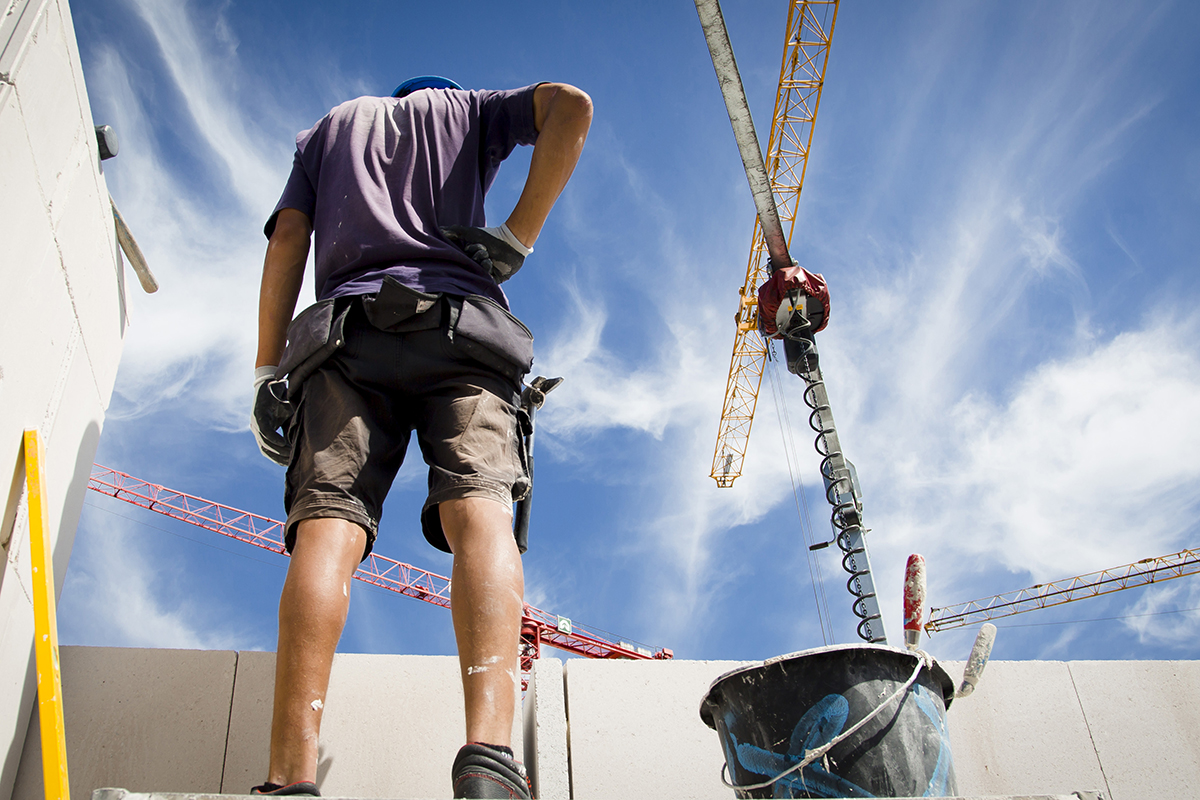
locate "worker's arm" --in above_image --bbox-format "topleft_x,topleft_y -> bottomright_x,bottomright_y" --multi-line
256,208 -> 312,369
503,82 -> 593,248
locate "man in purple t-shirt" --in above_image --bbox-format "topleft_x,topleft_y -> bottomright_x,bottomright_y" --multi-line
250,76 -> 591,799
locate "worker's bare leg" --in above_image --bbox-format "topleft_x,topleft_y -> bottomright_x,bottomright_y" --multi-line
267,517 -> 367,785
441,497 -> 524,747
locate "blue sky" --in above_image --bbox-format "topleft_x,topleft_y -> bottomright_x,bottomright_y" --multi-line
59,0 -> 1200,668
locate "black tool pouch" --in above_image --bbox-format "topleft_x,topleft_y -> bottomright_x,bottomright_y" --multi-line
275,298 -> 353,400
363,276 -> 443,332
447,295 -> 535,385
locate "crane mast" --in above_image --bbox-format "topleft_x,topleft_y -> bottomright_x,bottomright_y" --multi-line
86,465 -> 672,685
710,0 -> 838,488
696,0 -> 886,642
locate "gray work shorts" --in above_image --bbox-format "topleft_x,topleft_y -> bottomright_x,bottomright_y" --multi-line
283,299 -> 528,557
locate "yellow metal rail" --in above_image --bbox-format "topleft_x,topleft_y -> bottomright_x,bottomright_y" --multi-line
25,429 -> 71,800
926,547 -> 1200,633
711,0 -> 839,487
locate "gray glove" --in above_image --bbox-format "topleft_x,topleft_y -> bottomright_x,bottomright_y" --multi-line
251,365 -> 292,465
441,222 -> 532,283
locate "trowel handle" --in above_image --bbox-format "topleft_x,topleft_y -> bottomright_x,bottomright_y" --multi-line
902,554 -> 926,650
956,623 -> 997,698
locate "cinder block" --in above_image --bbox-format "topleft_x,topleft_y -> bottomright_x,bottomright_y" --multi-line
224,652 -> 523,797
0,0 -> 45,117
52,157 -> 125,397
0,93 -> 57,294
564,658 -> 753,800
523,658 -> 568,800
1069,660 -> 1200,800
10,1 -> 86,198
52,0 -> 101,155
944,660 -> 1108,797
12,647 -> 237,800
0,244 -> 93,495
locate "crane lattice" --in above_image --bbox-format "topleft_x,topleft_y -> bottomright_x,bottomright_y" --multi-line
711,0 -> 839,487
86,465 -> 672,686
926,547 -> 1200,633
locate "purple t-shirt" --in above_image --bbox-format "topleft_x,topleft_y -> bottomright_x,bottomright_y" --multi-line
265,85 -> 540,308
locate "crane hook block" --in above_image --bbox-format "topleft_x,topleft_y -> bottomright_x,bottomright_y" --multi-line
757,264 -> 831,338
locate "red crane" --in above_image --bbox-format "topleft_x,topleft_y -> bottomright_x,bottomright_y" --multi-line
86,465 -> 672,685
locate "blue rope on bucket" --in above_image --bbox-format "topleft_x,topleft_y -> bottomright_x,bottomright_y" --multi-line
719,652 -> 932,792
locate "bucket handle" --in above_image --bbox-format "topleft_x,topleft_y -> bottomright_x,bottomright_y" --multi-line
720,652 -> 932,792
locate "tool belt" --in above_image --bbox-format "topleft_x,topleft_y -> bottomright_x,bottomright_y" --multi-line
276,276 -> 534,395
275,297 -> 353,399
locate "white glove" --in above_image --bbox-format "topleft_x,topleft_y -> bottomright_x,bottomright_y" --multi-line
250,365 -> 292,465
440,222 -> 532,283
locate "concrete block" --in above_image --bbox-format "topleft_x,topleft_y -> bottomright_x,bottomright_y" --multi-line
1069,660 -> 1200,800
0,242 -> 79,453
12,647 -> 237,800
943,660 -> 1107,797
53,0 -> 101,147
523,658 -> 568,800
564,658 -> 753,800
52,155 -> 125,397
0,91 -> 57,297
0,241 -> 102,566
9,1 -> 86,200
0,1 -> 44,115
224,652 -> 523,797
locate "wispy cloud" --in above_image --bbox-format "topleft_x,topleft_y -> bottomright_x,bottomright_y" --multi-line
1123,582 -> 1200,648
60,505 -> 257,650
528,1 -> 1200,655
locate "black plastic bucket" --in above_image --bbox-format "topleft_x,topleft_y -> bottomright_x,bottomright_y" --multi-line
700,644 -> 956,798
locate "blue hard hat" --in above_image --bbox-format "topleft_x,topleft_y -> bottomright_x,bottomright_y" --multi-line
392,75 -> 463,98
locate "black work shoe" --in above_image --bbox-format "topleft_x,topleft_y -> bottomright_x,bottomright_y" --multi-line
452,743 -> 533,799
250,781 -> 320,796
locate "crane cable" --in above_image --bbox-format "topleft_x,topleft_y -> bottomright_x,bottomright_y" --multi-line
765,342 -> 836,645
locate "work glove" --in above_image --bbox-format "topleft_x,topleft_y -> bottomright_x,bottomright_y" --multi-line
251,365 -> 293,466
440,223 -> 532,284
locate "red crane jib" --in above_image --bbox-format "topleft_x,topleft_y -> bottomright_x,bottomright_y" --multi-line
757,265 -> 831,337
85,465 -> 672,685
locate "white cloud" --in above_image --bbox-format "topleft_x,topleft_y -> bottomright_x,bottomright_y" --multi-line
1123,581 -> 1200,648
524,2 -> 1200,656
61,505 -> 255,650
88,8 -> 299,430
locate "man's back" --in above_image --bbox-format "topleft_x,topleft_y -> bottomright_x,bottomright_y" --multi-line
272,86 -> 539,303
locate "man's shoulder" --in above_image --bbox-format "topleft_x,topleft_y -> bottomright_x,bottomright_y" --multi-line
326,95 -> 389,119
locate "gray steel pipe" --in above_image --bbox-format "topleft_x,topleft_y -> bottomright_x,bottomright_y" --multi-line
693,0 -> 790,270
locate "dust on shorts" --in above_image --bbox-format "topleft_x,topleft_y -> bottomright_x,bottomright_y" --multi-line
283,301 -> 528,557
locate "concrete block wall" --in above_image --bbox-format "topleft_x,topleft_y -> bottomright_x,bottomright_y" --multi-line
14,649 -> 522,800
12,648 -> 1200,799
0,1 -> 128,798
561,658 -> 752,800
522,658 -> 569,800
946,659 -> 1200,800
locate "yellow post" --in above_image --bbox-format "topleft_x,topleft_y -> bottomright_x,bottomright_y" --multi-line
23,429 -> 71,800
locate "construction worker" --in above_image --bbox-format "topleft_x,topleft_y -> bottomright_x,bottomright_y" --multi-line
250,76 -> 592,798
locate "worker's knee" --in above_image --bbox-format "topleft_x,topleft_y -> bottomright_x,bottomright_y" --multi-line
439,497 -> 514,554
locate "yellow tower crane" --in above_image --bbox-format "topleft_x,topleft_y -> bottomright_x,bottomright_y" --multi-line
706,0 -> 839,488
926,546 -> 1200,633
695,0 -> 889,643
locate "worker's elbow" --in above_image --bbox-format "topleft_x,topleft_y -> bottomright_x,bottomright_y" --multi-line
559,85 -> 593,127
536,83 -> 593,133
